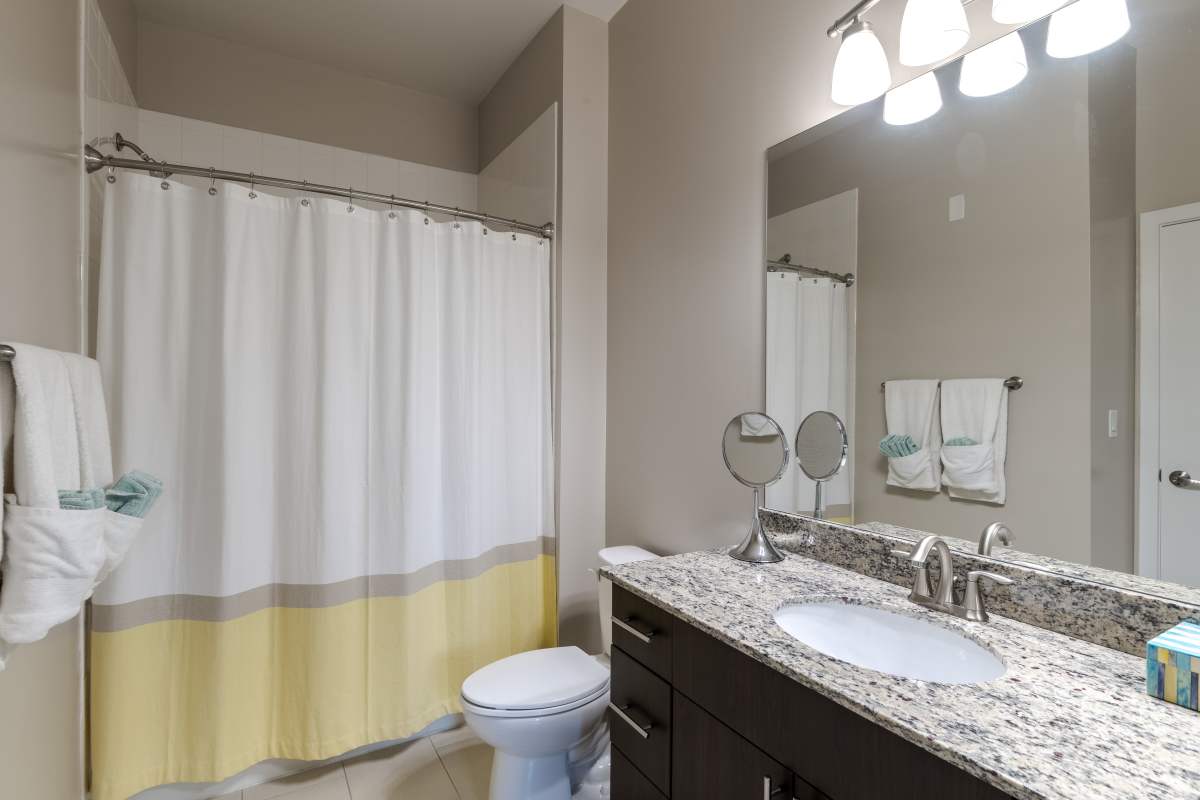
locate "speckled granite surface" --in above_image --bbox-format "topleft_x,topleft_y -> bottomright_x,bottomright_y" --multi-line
604,549 -> 1200,800
761,510 -> 1200,657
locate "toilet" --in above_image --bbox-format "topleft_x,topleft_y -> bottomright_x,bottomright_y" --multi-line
461,545 -> 659,800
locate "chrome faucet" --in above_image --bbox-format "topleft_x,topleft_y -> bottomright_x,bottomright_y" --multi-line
977,522 -> 1013,556
892,534 -> 1013,622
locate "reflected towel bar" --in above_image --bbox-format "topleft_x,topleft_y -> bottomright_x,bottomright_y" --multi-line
880,377 -> 1023,391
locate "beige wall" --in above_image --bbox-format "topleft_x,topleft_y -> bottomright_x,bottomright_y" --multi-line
96,0 -> 138,96
768,51 -> 1095,564
607,0 -> 1023,557
0,0 -> 85,797
136,20 -> 479,173
478,9 -> 565,170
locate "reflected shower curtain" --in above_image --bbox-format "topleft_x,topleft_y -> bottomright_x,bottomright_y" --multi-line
90,173 -> 555,800
766,273 -> 851,518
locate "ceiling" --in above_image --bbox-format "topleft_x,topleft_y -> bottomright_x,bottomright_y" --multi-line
132,0 -> 628,105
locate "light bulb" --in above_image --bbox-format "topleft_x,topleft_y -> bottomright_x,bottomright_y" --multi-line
831,21 -> 892,106
899,0 -> 971,67
959,31 -> 1028,97
1046,0 -> 1130,58
991,0 -> 1065,24
884,73 -> 944,125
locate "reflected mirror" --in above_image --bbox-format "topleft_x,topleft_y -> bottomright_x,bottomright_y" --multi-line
764,0 -> 1200,596
795,411 -> 849,519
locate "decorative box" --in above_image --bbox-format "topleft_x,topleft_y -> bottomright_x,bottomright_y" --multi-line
1147,621 -> 1200,712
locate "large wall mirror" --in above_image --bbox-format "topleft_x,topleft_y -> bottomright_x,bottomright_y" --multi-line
765,0 -> 1200,595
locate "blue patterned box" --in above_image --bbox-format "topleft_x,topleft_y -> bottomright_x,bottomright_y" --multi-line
1147,621 -> 1200,712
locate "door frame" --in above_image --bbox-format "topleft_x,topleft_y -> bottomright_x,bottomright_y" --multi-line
1137,201 -> 1200,578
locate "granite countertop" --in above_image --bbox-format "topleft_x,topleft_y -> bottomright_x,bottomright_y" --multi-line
603,548 -> 1200,800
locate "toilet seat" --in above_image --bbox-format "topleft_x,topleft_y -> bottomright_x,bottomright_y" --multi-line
461,646 -> 610,718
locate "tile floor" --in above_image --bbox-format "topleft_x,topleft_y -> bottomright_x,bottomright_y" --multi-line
210,726 -> 493,800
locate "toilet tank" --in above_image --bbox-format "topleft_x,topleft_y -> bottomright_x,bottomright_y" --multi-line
597,546 -> 659,657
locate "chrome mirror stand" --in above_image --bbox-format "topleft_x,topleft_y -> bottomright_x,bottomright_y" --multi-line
729,487 -> 785,564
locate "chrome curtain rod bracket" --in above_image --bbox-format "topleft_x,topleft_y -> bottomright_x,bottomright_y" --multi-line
83,133 -> 555,239
880,377 -> 1024,391
0,344 -> 15,362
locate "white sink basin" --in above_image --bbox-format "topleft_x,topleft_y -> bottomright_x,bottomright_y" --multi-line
773,601 -> 1005,684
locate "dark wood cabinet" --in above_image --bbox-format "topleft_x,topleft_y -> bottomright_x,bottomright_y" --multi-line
609,586 -> 1015,800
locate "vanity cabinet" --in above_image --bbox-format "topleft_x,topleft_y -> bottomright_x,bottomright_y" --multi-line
608,586 -> 1014,800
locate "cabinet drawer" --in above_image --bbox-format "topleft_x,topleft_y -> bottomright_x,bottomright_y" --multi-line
610,646 -> 672,795
612,585 -> 673,680
612,747 -> 668,800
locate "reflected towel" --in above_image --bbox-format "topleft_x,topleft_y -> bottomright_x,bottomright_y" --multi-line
879,434 -> 920,458
105,471 -> 163,519
59,488 -> 106,510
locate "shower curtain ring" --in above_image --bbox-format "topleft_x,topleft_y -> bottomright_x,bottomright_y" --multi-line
510,219 -> 518,241
452,207 -> 462,230
248,173 -> 257,200
300,180 -> 310,207
388,194 -> 397,220
208,167 -> 217,196
106,165 -> 116,184
347,187 -> 354,213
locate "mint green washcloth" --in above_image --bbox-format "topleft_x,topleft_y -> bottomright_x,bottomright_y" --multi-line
879,434 -> 920,458
105,470 -> 164,519
944,436 -> 980,446
58,488 -> 106,510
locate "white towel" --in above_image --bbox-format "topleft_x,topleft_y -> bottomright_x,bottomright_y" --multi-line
0,344 -> 112,667
940,378 -> 1007,504
740,413 -> 776,437
883,380 -> 941,492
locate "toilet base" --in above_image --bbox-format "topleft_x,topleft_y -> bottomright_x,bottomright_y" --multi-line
490,750 -> 571,800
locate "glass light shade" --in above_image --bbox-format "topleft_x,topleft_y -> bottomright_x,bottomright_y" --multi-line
959,31 -> 1028,97
831,22 -> 892,106
1046,0 -> 1131,58
991,0 -> 1065,24
884,73 -> 944,125
899,0 -> 971,67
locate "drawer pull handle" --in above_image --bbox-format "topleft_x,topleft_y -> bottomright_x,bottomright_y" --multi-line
608,702 -> 653,739
612,615 -> 655,644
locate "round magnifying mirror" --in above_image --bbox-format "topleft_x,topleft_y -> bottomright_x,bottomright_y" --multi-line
794,411 -> 848,519
722,412 -> 789,564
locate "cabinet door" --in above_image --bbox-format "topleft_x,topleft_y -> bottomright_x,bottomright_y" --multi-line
672,692 -> 795,800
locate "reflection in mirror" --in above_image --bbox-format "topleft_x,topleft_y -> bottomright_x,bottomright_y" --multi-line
723,413 -> 789,564
794,411 -> 850,520
765,0 -> 1200,596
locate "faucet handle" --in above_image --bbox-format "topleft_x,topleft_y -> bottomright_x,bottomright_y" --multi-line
963,570 -> 1014,622
890,546 -> 933,601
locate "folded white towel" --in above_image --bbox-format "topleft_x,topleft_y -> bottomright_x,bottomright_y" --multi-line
740,413 -> 776,437
883,380 -> 941,492
0,344 -> 112,666
940,378 -> 1007,504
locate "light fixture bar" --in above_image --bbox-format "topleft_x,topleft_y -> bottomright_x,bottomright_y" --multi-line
828,0 -> 885,38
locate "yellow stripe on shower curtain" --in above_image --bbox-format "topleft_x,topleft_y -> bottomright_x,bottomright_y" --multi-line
89,554 -> 556,800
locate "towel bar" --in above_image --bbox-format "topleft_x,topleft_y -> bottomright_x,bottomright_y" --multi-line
880,377 -> 1023,391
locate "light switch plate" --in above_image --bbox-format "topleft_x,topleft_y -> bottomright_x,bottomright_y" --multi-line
1108,409 -> 1119,438
949,194 -> 966,222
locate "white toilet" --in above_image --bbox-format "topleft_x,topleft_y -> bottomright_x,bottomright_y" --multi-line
461,545 -> 659,800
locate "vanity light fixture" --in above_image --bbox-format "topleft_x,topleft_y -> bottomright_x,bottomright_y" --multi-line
991,0 -> 1065,25
884,72 -> 944,125
831,19 -> 892,106
959,30 -> 1028,97
898,0 -> 971,66
1046,0 -> 1130,58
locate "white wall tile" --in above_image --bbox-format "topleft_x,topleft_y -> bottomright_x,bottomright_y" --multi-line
261,134 -> 301,180
137,110 -> 182,163
221,126 -> 263,175
394,161 -> 432,206
180,119 -> 223,170
298,141 -> 339,187
332,148 -> 368,193
364,155 -> 397,197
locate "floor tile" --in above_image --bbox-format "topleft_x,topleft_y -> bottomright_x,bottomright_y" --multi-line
430,726 -> 492,800
208,793 -> 242,800
243,764 -> 348,800
343,737 -> 458,800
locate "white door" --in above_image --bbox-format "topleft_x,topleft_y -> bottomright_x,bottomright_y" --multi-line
1141,206 -> 1200,585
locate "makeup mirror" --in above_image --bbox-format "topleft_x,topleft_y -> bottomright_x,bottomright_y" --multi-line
723,412 -> 789,563
795,411 -> 849,519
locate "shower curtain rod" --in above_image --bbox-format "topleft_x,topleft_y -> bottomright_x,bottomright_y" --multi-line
767,255 -> 855,286
84,135 -> 555,239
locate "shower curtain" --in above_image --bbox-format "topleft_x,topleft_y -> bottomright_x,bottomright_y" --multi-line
765,273 -> 851,518
90,173 -> 555,800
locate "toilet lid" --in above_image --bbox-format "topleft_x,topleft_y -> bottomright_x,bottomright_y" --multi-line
461,646 -> 610,711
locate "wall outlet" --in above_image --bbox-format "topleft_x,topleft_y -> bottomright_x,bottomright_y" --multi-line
948,194 -> 966,222
1108,409 -> 1119,438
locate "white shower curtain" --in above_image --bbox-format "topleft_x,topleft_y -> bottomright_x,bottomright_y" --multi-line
766,273 -> 851,516
90,173 -> 555,800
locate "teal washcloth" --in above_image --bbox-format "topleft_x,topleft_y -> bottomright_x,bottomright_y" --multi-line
58,488 -> 106,510
105,470 -> 164,519
879,434 -> 920,458
944,436 -> 979,446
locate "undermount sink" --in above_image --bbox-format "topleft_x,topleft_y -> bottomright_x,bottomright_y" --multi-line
773,601 -> 1006,685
